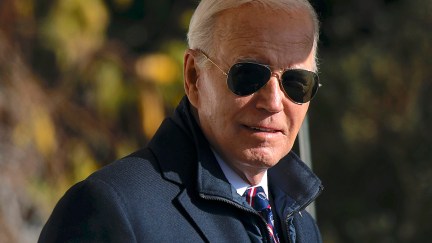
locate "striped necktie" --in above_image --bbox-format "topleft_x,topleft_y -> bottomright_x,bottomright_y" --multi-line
244,186 -> 279,243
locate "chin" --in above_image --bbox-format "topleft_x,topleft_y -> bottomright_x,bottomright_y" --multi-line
241,147 -> 285,169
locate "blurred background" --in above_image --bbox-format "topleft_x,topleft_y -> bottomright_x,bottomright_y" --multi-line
0,0 -> 431,242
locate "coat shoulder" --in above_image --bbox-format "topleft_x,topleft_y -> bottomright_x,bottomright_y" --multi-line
90,148 -> 162,186
88,148 -> 184,205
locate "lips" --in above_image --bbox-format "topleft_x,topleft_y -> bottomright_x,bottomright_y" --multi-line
247,125 -> 282,133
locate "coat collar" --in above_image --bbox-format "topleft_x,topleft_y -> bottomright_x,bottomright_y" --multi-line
269,152 -> 323,217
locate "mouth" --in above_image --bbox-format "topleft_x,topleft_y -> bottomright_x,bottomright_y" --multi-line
246,125 -> 283,134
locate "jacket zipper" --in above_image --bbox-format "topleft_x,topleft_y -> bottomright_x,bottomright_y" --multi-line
200,193 -> 273,243
284,185 -> 324,243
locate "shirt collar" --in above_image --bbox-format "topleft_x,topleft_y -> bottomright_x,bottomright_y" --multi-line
212,149 -> 269,197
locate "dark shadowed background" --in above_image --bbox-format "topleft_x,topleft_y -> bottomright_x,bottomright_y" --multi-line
0,0 -> 431,242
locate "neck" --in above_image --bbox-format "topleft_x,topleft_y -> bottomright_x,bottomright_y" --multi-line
230,163 -> 267,186
209,146 -> 268,186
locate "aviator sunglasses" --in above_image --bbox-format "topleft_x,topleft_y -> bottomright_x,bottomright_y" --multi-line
198,50 -> 321,104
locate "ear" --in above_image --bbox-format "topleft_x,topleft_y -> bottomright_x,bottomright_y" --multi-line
183,49 -> 200,108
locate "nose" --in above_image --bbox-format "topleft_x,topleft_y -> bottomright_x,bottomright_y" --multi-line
255,75 -> 284,113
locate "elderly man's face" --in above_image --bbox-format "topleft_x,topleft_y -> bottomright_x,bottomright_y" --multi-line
187,4 -> 316,181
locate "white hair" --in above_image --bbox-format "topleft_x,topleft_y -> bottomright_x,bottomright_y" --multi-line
187,0 -> 320,69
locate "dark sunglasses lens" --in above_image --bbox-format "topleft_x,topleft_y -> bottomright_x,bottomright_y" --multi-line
227,63 -> 271,96
281,70 -> 319,103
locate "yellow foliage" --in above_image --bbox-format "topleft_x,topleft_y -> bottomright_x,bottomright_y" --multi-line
14,0 -> 34,18
93,60 -> 125,118
139,89 -> 165,138
135,54 -> 181,84
342,112 -> 378,143
32,109 -> 57,157
116,141 -> 138,159
41,0 -> 109,67
113,0 -> 133,10
13,107 -> 57,157
180,9 -> 194,31
70,143 -> 99,183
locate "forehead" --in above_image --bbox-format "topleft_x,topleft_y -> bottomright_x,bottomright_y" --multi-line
212,3 -> 315,69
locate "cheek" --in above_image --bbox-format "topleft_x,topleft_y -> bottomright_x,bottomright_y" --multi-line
196,74 -> 237,117
287,104 -> 309,133
196,76 -> 226,125
196,73 -> 221,105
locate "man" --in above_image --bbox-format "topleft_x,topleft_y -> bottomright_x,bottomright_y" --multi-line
39,0 -> 323,242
